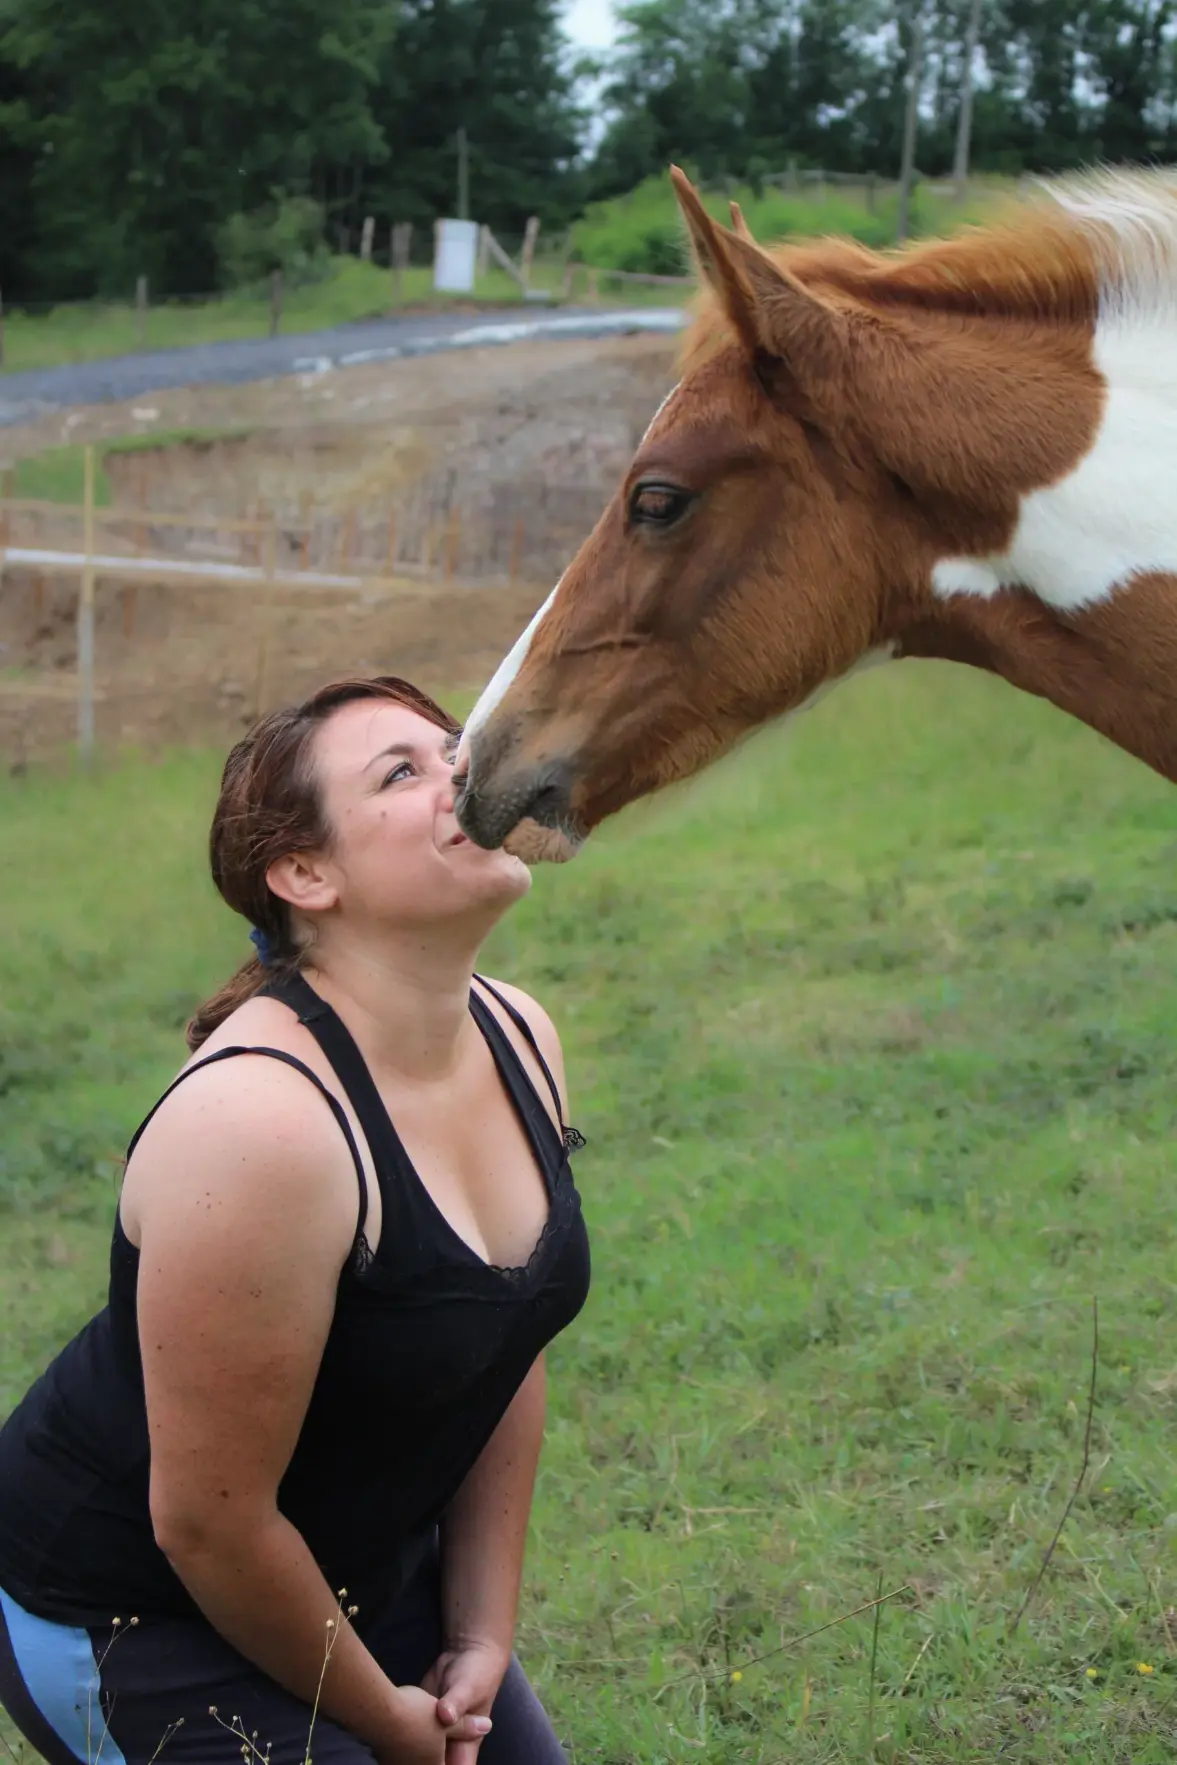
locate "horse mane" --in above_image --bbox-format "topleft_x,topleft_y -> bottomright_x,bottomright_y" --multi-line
679,166 -> 1177,373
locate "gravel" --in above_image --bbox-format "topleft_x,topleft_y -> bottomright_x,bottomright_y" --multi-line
0,307 -> 686,429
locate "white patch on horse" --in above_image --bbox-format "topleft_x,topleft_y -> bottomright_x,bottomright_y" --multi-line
640,381 -> 683,445
935,170 -> 1177,612
459,581 -> 561,758
933,311 -> 1177,610
460,384 -> 685,765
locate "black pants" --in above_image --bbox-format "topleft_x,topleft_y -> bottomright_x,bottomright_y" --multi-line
0,1548 -> 567,1764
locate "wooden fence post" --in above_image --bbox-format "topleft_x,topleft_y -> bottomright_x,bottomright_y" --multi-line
587,268 -> 600,305
477,225 -> 491,281
135,275 -> 148,349
520,216 -> 541,288
76,444 -> 96,766
269,269 -> 284,338
360,215 -> 375,261
391,223 -> 413,302
254,515 -> 278,716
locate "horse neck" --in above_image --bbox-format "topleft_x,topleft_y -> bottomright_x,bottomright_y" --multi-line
894,573 -> 1177,784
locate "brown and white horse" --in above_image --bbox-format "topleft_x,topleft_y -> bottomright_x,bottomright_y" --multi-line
456,165 -> 1177,858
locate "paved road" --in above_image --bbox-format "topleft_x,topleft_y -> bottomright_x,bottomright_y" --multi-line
0,305 -> 687,429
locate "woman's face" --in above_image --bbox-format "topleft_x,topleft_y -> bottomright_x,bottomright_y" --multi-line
283,699 -> 532,937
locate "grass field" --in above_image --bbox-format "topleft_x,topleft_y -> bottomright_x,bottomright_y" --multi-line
2,662 -> 1176,1762
569,174 -> 1011,276
5,428 -> 253,505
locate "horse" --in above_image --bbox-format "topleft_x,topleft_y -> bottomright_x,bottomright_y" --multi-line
455,164 -> 1177,860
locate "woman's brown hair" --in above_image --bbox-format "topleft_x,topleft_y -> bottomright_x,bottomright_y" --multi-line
186,676 -> 460,1052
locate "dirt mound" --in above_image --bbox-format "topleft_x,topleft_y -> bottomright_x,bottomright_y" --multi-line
0,331 -> 678,764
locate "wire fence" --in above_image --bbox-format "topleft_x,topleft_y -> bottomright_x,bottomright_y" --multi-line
0,447 -> 609,767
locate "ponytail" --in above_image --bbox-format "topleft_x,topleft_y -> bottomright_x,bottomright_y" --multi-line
186,955 -> 270,1052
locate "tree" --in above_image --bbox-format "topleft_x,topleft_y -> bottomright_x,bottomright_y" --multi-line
0,0 -> 394,300
368,0 -> 587,239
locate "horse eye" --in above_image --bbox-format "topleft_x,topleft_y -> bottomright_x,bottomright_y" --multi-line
629,483 -> 694,528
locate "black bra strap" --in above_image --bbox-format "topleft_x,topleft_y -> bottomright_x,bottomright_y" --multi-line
473,975 -> 566,1129
125,1044 -> 370,1244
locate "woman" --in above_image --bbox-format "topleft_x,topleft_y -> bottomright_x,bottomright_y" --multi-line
0,677 -> 590,1765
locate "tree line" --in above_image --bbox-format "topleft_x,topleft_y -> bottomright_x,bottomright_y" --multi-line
1,0 -> 1174,305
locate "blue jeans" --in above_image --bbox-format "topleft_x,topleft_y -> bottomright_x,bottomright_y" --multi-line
0,1547 -> 568,1765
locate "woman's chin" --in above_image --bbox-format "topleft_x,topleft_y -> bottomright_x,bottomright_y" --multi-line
467,843 -> 533,901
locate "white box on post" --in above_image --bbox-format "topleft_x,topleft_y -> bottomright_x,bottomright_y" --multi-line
433,219 -> 479,293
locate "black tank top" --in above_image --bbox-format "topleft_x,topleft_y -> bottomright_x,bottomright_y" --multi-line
0,974 -> 590,1626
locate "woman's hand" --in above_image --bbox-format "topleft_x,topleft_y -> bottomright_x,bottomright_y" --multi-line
422,1642 -> 509,1765
376,1685 -> 492,1765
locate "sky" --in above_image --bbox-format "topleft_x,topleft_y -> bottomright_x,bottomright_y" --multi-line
562,0 -> 618,52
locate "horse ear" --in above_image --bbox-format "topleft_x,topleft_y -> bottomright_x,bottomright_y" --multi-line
669,165 -> 845,375
728,199 -> 754,242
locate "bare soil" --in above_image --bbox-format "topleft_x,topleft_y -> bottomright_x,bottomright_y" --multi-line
0,332 -> 677,762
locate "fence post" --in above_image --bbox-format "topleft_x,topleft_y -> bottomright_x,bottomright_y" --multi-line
391,222 -> 413,302
587,268 -> 600,305
135,275 -> 148,349
360,215 -> 375,261
269,269 -> 283,338
520,216 -> 541,288
76,444 -> 96,767
477,224 -> 491,282
254,514 -> 278,716
0,287 -> 5,368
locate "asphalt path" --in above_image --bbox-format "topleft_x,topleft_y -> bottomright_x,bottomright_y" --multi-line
0,305 -> 687,429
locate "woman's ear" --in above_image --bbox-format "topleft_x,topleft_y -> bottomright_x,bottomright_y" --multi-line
265,850 -> 339,916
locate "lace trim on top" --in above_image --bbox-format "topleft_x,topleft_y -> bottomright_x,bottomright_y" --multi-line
348,1230 -> 376,1278
484,1191 -> 565,1284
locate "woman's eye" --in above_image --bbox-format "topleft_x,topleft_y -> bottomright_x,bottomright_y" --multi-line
381,760 -> 414,788
629,483 -> 694,528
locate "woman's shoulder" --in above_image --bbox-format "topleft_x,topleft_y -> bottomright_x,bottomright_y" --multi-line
475,976 -> 569,1118
476,976 -> 562,1061
119,1001 -> 362,1255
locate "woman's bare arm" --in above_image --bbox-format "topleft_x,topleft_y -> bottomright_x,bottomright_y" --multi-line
438,1355 -> 547,1672
130,1057 -> 481,1758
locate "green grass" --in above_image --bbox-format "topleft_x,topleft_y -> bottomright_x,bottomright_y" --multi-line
0,255 -> 573,376
571,172 -> 1012,275
7,428 -> 254,506
2,180 -> 1018,379
2,663 -> 1177,1760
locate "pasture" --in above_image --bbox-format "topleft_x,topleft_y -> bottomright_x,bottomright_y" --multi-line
1,661 -> 1176,1762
